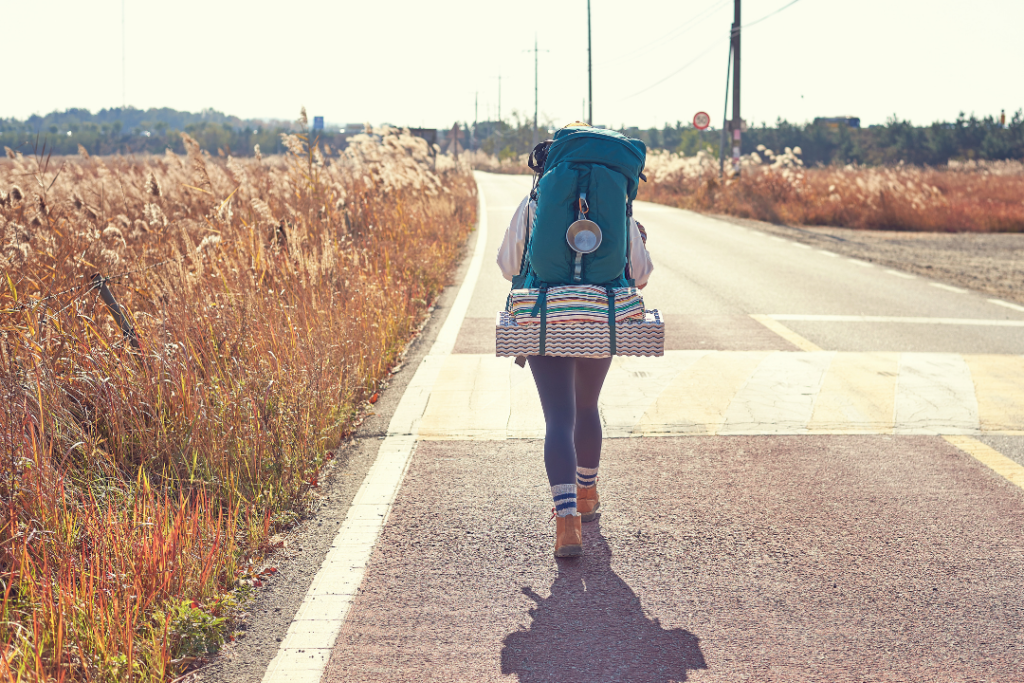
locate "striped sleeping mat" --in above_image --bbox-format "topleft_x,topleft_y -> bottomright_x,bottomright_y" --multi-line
496,309 -> 664,358
508,285 -> 645,324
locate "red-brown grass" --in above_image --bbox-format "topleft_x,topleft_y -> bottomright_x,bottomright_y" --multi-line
639,149 -> 1024,233
0,122 -> 476,680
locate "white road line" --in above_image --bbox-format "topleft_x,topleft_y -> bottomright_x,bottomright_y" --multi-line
767,314 -> 1024,327
990,299 -> 1024,313
793,242 -> 811,249
931,282 -> 968,294
895,353 -> 979,434
821,251 -> 840,257
848,259 -> 873,267
261,176 -> 490,683
886,269 -> 916,279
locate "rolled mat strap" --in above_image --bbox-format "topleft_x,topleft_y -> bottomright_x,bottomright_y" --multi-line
535,284 -> 549,356
606,286 -> 617,356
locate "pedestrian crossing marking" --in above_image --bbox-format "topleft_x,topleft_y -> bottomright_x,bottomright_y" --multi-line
964,354 -> 1024,433
638,351 -> 768,436
718,351 -> 833,434
895,353 -> 979,434
418,355 -> 511,439
807,352 -> 899,434
416,351 -> 1024,440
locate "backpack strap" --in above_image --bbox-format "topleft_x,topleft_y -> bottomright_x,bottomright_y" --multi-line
605,286 -> 617,356
533,284 -> 549,356
572,192 -> 589,283
511,200 -> 534,290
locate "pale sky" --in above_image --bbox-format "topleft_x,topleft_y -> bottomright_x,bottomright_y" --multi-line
6,1 -> 1023,130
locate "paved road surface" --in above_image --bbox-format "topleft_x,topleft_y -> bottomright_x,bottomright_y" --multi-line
263,172 -> 1024,682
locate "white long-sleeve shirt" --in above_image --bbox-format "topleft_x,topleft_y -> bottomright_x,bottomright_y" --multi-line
496,196 -> 654,288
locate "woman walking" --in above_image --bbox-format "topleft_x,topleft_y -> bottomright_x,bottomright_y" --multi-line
497,124 -> 653,557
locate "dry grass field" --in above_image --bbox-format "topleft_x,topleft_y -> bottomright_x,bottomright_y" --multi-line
640,148 -> 1024,233
0,115 -> 476,681
471,146 -> 1024,233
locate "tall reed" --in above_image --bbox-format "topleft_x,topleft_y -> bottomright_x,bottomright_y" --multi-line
0,119 -> 476,681
639,148 -> 1024,233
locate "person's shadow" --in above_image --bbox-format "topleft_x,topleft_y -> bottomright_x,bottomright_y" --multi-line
500,523 -> 706,682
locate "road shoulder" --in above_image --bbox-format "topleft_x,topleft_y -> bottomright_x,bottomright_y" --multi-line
194,196 -> 484,683
698,211 -> 1024,307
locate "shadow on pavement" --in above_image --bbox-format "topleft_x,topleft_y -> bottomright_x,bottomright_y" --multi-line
500,522 -> 707,682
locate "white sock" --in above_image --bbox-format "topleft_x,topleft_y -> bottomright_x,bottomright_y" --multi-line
576,466 -> 598,489
551,484 -> 577,517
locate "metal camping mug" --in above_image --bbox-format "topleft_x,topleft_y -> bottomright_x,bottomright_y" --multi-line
566,220 -> 602,254
566,220 -> 602,282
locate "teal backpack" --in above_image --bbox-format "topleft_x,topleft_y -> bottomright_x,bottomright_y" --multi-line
515,126 -> 647,289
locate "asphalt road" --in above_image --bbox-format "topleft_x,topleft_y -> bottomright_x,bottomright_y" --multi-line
259,172 -> 1024,682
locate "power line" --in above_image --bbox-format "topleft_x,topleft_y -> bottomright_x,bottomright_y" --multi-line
621,0 -> 803,101
744,0 -> 801,29
622,40 -> 724,100
599,0 -> 729,67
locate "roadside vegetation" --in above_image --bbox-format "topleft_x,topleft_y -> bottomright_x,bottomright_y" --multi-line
621,111 -> 1024,167
639,148 -> 1024,233
0,112 -> 476,681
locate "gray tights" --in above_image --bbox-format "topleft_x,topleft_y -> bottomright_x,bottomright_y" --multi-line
527,355 -> 613,487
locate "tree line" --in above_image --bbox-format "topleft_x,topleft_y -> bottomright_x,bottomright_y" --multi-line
3,106 -> 1022,166
0,107 -> 359,157
477,111 -> 1024,167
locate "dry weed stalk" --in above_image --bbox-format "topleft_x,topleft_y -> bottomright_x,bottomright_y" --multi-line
0,123 -> 476,681
639,147 -> 1024,232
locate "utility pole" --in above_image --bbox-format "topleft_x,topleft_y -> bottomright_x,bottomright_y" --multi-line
730,0 -> 742,174
533,35 -> 539,147
719,43 -> 732,179
587,0 -> 593,125
474,92 -> 478,150
498,74 -> 502,123
524,38 -> 548,147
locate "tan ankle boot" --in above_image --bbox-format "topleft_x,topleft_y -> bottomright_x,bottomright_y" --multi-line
577,483 -> 600,522
554,513 -> 582,557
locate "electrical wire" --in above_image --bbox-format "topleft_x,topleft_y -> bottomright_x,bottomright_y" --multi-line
743,0 -> 802,29
621,0 -> 804,101
622,39 -> 726,101
599,0 -> 729,67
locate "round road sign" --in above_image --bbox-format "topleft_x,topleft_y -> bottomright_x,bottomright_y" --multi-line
693,112 -> 711,130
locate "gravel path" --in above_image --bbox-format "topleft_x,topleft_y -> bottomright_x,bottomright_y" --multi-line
708,214 -> 1024,307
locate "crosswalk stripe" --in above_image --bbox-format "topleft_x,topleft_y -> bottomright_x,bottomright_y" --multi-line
895,354 -> 979,434
638,351 -> 768,436
602,353 -> 708,437
719,352 -> 834,434
418,356 -> 511,439
415,351 -> 1024,439
807,352 -> 899,434
963,354 -> 1024,433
